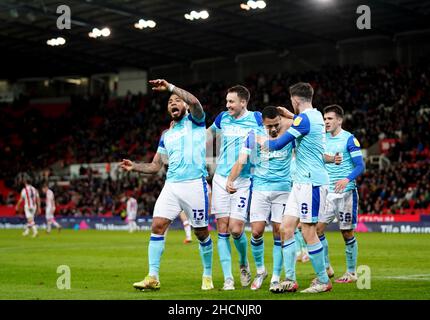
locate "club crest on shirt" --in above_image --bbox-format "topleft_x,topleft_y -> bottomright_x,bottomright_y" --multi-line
353,138 -> 360,147
293,117 -> 302,126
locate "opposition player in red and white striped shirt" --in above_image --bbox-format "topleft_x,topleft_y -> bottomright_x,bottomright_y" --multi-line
126,196 -> 138,233
42,184 -> 62,233
15,178 -> 40,237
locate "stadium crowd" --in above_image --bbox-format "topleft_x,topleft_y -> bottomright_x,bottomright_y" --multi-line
1,61 -> 430,215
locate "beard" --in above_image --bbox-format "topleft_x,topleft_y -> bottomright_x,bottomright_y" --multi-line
170,107 -> 186,121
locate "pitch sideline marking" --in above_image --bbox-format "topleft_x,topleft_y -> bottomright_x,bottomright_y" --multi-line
377,274 -> 430,281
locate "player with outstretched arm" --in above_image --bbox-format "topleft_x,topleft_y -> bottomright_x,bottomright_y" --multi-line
121,79 -> 213,291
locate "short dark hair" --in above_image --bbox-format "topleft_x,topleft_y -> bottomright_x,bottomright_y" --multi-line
262,106 -> 280,119
323,104 -> 344,118
22,174 -> 31,185
227,85 -> 250,103
289,82 -> 314,102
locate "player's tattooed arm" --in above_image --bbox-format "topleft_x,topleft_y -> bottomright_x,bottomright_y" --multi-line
120,153 -> 164,174
171,86 -> 204,120
149,79 -> 204,120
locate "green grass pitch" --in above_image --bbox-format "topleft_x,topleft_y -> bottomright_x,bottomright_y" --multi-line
0,229 -> 429,300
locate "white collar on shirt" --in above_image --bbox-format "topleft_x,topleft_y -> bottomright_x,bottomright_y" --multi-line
232,110 -> 249,120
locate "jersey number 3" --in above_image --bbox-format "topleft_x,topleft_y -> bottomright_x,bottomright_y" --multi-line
238,197 -> 247,208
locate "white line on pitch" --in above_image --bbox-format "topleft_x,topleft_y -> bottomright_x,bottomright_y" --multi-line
376,274 -> 430,281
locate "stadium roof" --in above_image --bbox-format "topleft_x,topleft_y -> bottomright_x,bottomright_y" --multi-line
1,0 -> 430,77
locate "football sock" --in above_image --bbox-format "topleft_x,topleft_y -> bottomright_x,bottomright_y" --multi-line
319,234 -> 330,269
233,231 -> 248,267
199,236 -> 213,277
308,241 -> 329,284
148,233 -> 165,279
345,236 -> 358,273
272,237 -> 282,281
218,233 -> 233,280
251,235 -> 265,274
282,237 -> 297,281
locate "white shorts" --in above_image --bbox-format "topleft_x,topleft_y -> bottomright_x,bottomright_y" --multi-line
285,183 -> 328,224
127,213 -> 137,221
320,189 -> 359,230
25,207 -> 36,220
210,174 -> 252,222
45,207 -> 55,220
153,177 -> 209,228
250,190 -> 290,224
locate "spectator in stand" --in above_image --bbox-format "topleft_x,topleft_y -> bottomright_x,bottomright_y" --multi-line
2,62 -> 430,215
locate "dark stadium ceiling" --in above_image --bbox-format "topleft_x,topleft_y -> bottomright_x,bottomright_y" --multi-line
0,0 -> 430,78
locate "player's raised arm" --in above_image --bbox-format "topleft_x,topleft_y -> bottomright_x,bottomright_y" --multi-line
277,106 -> 295,119
149,79 -> 204,121
262,114 -> 310,151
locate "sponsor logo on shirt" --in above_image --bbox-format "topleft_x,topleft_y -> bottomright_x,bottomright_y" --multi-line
223,126 -> 251,137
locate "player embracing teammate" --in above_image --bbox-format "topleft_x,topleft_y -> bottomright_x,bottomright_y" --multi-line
125,79 -> 363,294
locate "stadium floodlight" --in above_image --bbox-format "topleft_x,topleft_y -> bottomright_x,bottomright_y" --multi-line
134,19 -> 156,29
101,27 -> 111,37
244,0 -> 266,10
200,10 -> 209,19
92,28 -> 101,37
184,10 -> 209,21
57,37 -> 66,45
240,3 -> 250,10
190,11 -> 200,19
46,37 -> 66,46
247,0 -> 258,9
256,0 -> 266,9
89,27 -> 111,38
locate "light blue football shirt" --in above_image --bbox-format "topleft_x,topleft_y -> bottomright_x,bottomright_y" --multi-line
267,108 -> 329,186
241,130 -> 293,192
157,113 -> 208,182
210,110 -> 264,178
325,129 -> 363,193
